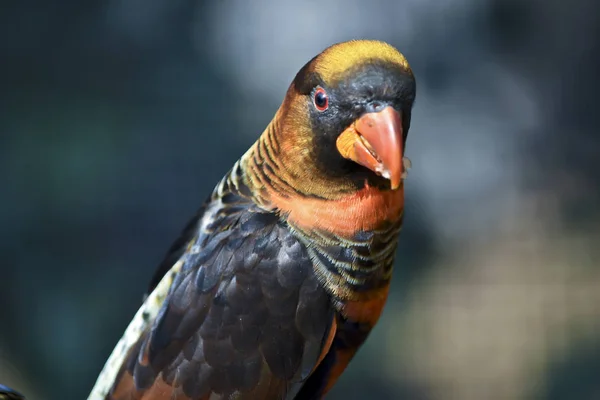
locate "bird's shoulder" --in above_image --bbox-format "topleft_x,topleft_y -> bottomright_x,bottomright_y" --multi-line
109,166 -> 337,399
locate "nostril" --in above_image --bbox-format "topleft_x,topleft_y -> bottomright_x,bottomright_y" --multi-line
368,101 -> 385,112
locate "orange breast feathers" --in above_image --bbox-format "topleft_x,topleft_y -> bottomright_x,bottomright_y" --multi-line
264,183 -> 404,238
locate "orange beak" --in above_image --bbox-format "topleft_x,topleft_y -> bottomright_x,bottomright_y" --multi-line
336,106 -> 404,189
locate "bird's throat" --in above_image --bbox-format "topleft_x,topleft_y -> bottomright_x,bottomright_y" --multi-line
264,182 -> 404,238
242,120 -> 405,237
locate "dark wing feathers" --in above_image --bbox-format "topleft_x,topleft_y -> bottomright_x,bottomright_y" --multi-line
108,180 -> 335,400
0,385 -> 25,400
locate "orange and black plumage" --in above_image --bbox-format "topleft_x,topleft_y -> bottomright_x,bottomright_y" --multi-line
89,40 -> 416,400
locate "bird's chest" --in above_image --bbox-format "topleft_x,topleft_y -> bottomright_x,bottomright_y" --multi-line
297,226 -> 398,318
334,281 -> 390,327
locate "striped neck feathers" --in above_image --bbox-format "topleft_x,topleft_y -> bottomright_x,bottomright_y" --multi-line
240,110 -> 404,239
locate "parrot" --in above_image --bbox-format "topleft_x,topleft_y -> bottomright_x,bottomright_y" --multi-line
0,384 -> 25,400
88,39 -> 416,400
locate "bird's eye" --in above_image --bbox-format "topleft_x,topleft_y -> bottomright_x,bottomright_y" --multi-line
313,87 -> 329,111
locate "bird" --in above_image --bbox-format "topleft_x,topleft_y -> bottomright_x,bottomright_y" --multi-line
0,384 -> 26,400
88,39 -> 416,400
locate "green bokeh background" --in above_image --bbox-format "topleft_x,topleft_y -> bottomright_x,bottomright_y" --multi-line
1,1 -> 599,399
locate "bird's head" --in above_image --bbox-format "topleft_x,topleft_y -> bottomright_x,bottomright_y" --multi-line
267,40 -> 416,198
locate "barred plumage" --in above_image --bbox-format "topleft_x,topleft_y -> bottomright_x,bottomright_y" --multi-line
89,39 -> 416,400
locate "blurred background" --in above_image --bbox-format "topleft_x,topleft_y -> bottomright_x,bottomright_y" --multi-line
1,0 -> 599,399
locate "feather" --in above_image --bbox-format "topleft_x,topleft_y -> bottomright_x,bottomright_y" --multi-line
88,39 -> 416,400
